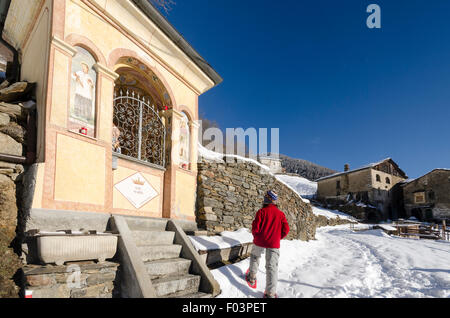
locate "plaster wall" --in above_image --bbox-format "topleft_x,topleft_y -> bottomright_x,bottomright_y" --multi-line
6,0 -> 211,220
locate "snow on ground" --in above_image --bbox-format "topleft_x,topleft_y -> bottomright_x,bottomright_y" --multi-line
211,225 -> 450,298
198,143 -> 270,173
274,174 -> 317,199
311,206 -> 357,222
189,228 -> 253,252
196,144 -> 450,297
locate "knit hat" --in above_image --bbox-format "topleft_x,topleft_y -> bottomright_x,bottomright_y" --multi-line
263,190 -> 278,204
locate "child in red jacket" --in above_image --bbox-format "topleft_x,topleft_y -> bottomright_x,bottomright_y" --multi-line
246,190 -> 290,298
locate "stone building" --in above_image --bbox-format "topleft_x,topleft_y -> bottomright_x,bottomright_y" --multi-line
1,0 -> 222,228
401,169 -> 450,221
316,158 -> 407,220
258,155 -> 283,174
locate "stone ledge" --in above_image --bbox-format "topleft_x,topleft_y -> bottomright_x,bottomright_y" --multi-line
23,261 -> 119,276
23,261 -> 120,298
198,242 -> 253,266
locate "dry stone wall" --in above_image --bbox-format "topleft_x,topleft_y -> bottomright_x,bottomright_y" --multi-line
0,103 -> 29,298
23,261 -> 120,298
196,156 -> 317,241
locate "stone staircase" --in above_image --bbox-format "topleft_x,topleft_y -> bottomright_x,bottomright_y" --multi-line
126,217 -> 213,298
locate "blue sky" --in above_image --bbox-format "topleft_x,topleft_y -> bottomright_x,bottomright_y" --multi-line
164,0 -> 450,178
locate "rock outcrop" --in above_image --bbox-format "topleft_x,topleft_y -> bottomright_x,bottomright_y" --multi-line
0,96 -> 35,297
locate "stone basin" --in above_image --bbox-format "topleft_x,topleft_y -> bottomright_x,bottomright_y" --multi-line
36,232 -> 118,265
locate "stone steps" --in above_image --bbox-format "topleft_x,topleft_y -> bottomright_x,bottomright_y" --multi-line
132,230 -> 175,246
125,217 -> 212,298
144,258 -> 191,279
162,291 -> 213,298
152,274 -> 201,297
138,244 -> 182,262
125,217 -> 168,232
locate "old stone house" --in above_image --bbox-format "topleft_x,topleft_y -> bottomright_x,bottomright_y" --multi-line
316,158 -> 407,220
1,0 -> 222,228
401,169 -> 450,221
258,155 -> 283,174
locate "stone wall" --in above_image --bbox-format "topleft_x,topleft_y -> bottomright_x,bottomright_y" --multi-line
196,156 -> 317,241
402,169 -> 450,221
22,261 -> 120,298
0,102 -> 30,298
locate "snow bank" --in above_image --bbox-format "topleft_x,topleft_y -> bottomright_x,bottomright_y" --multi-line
274,174 -> 317,198
198,143 -> 270,172
189,228 -> 253,252
312,206 -> 357,221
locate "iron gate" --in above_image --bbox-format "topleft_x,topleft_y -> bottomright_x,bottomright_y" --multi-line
113,90 -> 166,168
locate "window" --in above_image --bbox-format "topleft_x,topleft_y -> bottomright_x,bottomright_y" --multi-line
112,57 -> 172,168
428,190 -> 435,200
386,177 -> 390,184
336,180 -> 341,189
113,90 -> 166,167
414,192 -> 426,204
376,174 -> 381,182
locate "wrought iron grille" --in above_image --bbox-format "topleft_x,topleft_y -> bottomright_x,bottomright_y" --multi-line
113,90 -> 166,167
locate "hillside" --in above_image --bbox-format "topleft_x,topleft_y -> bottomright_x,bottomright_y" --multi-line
274,174 -> 317,199
279,154 -> 337,181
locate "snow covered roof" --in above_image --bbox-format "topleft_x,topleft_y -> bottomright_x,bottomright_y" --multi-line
315,158 -> 406,182
400,168 -> 450,186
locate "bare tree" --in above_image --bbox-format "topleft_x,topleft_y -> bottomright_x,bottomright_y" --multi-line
149,0 -> 176,14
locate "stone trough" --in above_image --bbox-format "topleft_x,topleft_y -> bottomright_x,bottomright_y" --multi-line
197,242 -> 253,266
35,231 -> 119,265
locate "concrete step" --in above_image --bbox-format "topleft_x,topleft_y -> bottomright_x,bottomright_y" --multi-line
138,244 -> 182,262
152,274 -> 201,297
125,216 -> 168,231
162,291 -> 213,298
144,258 -> 191,279
132,230 -> 175,246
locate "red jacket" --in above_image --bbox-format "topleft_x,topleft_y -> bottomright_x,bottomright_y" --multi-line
252,204 -> 290,249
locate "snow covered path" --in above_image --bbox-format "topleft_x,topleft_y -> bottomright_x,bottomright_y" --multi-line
211,225 -> 450,298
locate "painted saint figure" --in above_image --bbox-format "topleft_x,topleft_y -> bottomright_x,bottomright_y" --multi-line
72,62 -> 94,122
179,112 -> 190,168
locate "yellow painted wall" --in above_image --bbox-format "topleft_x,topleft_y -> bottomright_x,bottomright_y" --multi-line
97,76 -> 114,143
174,170 -> 196,219
50,50 -> 70,127
31,163 -> 46,209
54,134 -> 105,205
370,169 -> 405,191
2,0 -> 213,218
112,165 -> 163,217
65,0 -> 200,120
87,0 -> 214,94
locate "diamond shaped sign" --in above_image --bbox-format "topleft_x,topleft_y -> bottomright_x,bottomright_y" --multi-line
114,173 -> 158,209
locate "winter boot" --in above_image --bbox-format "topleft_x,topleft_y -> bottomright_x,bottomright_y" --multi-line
245,269 -> 257,289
